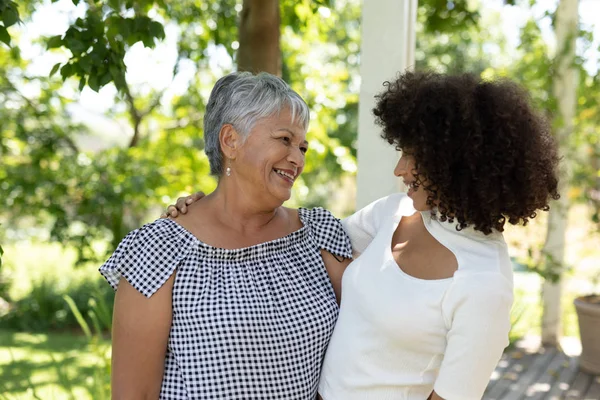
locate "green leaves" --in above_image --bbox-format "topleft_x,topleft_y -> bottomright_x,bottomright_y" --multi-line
2,7 -> 18,27
0,0 -> 21,46
0,26 -> 9,46
41,5 -> 167,93
149,20 -> 165,42
49,63 -> 61,77
47,35 -> 63,49
419,0 -> 480,34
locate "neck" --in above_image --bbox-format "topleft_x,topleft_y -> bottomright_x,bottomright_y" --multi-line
205,180 -> 282,234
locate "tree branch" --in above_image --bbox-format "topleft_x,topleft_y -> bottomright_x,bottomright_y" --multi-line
125,49 -> 185,147
122,79 -> 143,148
2,74 -> 80,153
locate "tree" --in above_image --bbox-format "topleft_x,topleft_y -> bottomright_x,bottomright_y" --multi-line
0,0 -> 362,262
238,0 -> 280,75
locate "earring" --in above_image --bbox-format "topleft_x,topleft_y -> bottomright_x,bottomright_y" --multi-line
226,159 -> 232,176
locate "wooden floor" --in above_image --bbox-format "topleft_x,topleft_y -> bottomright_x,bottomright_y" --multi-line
484,345 -> 600,400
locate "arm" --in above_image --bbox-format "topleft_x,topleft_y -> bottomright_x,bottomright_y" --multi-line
320,250 -> 352,304
165,193 -> 392,253
111,273 -> 175,400
433,274 -> 513,400
341,195 -> 392,257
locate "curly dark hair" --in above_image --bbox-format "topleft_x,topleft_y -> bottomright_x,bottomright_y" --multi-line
373,71 -> 560,234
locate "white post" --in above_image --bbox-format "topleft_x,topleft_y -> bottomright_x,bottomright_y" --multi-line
541,0 -> 579,346
356,0 -> 417,209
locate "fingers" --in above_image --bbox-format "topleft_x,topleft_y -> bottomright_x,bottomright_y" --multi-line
175,197 -> 188,214
193,191 -> 206,201
167,205 -> 179,218
164,191 -> 206,219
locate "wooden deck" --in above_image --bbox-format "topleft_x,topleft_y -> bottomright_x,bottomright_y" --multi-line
484,344 -> 600,400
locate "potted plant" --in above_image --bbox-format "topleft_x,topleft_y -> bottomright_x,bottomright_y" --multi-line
574,270 -> 600,375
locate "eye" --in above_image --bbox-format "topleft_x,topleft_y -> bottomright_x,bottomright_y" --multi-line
300,146 -> 308,154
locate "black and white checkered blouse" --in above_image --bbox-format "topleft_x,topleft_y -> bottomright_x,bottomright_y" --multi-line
100,207 -> 352,399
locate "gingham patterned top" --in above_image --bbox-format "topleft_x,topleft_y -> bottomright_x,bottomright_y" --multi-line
99,207 -> 352,400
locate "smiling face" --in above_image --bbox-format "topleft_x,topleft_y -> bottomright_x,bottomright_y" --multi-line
225,107 -> 308,207
394,151 -> 432,211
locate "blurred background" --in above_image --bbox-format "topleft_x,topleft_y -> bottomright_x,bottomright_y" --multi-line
0,0 -> 599,398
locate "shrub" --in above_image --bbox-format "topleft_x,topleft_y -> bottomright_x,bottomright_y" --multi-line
1,276 -> 114,332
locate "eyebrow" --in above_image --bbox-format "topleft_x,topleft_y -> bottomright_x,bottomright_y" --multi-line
276,128 -> 309,146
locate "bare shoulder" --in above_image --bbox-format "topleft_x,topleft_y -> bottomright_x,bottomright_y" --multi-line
171,198 -> 214,239
281,206 -> 301,218
280,206 -> 304,231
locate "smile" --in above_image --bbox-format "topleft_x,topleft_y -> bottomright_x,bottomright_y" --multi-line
403,181 -> 418,189
274,168 -> 296,184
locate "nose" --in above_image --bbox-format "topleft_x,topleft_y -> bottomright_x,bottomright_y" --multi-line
288,146 -> 305,170
394,156 -> 408,177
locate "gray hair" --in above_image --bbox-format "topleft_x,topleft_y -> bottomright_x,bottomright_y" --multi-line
204,72 -> 310,176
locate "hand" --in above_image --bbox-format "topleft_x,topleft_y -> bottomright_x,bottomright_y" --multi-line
160,191 -> 206,218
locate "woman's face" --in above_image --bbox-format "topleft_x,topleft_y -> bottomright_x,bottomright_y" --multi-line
394,151 -> 432,211
232,107 -> 307,206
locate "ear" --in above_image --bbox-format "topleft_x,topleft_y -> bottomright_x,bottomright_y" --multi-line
219,124 -> 241,159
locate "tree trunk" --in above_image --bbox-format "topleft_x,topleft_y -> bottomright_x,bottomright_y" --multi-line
541,0 -> 579,346
237,0 -> 281,76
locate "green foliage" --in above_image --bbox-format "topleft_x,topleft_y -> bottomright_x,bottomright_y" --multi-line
509,287 -> 529,347
279,0 -> 361,207
63,293 -> 112,398
0,0 -> 22,46
45,1 -> 167,93
0,0 -> 364,261
419,0 -> 480,34
517,246 -> 573,283
1,276 -> 114,332
0,34 -> 215,262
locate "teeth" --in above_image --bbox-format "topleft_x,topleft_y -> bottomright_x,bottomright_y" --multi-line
276,169 -> 294,180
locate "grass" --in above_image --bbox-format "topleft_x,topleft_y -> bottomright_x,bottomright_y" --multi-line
0,330 -> 110,400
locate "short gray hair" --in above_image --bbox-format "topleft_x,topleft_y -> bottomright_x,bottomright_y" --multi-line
204,72 -> 310,176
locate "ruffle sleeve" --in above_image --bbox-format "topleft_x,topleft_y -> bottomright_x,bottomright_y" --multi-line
301,207 -> 353,259
99,218 -> 196,298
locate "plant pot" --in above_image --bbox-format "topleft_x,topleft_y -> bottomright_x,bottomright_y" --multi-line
574,295 -> 600,375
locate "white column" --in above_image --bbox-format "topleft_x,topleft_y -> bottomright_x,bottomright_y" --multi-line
541,0 -> 579,346
355,0 -> 417,209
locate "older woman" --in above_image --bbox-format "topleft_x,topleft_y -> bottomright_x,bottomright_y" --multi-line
170,71 -> 560,400
100,72 -> 352,400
